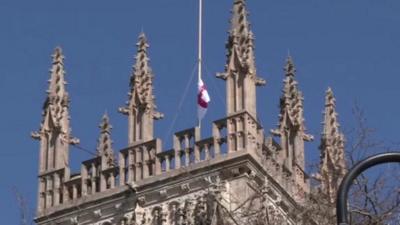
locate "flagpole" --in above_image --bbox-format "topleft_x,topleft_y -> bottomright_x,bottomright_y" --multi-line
197,0 -> 203,129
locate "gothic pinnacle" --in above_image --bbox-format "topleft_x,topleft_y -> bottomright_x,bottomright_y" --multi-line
217,0 -> 265,83
271,56 -> 313,141
119,33 -> 163,144
97,113 -> 112,152
96,113 -> 114,167
319,87 -> 346,203
32,47 -> 79,145
120,32 -> 163,120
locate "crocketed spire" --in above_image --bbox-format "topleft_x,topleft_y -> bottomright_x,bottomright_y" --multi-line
217,0 -> 265,85
32,47 -> 79,145
269,55 -> 313,202
230,0 -> 251,37
217,0 -> 265,118
96,113 -> 115,168
119,33 -> 163,144
271,55 -> 313,141
127,33 -> 159,110
319,87 -> 346,203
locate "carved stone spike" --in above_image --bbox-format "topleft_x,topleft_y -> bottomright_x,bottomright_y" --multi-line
31,131 -> 41,140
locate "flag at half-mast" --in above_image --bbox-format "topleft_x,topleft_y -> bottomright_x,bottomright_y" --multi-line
197,78 -> 210,120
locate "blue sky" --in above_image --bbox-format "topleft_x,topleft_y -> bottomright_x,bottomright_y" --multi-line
1,0 -> 400,224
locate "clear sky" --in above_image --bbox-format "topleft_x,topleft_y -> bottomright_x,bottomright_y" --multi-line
1,0 -> 400,224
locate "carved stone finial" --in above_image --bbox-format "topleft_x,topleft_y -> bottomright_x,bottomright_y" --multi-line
99,112 -> 112,134
284,55 -> 296,77
96,112 -> 115,168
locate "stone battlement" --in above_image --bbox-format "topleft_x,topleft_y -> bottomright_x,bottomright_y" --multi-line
33,1 -> 346,224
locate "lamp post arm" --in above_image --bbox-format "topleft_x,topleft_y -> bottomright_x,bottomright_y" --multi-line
336,152 -> 400,225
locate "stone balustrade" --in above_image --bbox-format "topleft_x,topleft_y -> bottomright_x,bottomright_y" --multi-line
48,112 -> 263,207
157,149 -> 175,172
81,158 -> 101,196
173,127 -> 200,168
38,169 -> 68,210
63,174 -> 81,202
119,139 -> 162,185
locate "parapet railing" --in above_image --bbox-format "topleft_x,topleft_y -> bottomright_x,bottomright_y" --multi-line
45,111 -> 262,211
116,116 -> 230,186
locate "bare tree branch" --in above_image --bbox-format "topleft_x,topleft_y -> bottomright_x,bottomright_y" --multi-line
12,186 -> 34,225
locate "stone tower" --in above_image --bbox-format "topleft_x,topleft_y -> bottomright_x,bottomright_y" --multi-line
32,1 -> 346,225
